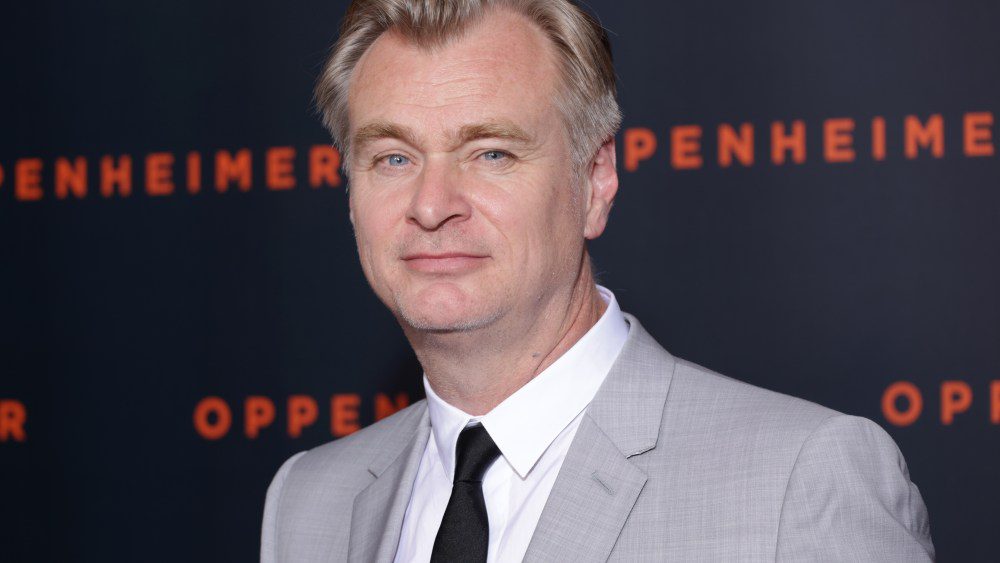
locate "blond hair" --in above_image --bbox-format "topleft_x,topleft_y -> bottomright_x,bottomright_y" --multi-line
315,0 -> 621,168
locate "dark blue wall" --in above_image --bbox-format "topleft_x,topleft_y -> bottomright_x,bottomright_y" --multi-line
1,1 -> 997,561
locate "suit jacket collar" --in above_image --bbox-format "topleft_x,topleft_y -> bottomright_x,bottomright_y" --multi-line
348,403 -> 430,563
584,313 -> 676,458
346,313 -> 675,562
524,313 -> 676,561
365,403 -> 430,478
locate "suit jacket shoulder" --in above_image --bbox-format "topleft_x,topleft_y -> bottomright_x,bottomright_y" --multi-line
287,399 -> 427,482
586,316 -> 933,561
775,413 -> 934,560
261,400 -> 429,563
662,355 -> 855,474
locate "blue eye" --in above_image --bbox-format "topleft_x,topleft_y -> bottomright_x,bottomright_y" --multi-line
482,150 -> 508,161
386,154 -> 410,166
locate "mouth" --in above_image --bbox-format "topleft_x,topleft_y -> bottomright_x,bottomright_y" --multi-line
401,252 -> 490,274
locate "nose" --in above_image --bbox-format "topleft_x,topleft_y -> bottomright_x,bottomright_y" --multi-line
406,157 -> 472,231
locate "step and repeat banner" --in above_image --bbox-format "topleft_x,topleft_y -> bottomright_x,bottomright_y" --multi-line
1,1 -> 997,561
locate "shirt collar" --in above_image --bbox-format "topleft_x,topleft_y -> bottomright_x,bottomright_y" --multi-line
424,285 -> 629,480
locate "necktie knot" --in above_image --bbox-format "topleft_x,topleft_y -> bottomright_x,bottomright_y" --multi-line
453,423 -> 501,483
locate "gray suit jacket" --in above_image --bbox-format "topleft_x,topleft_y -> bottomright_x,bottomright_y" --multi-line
261,314 -> 933,562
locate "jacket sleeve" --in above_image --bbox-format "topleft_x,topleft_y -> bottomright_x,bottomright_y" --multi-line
261,452 -> 307,563
775,415 -> 934,562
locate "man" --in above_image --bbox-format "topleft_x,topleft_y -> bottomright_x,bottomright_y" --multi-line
262,1 -> 934,561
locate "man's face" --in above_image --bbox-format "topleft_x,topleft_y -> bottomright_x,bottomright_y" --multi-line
347,10 -> 598,333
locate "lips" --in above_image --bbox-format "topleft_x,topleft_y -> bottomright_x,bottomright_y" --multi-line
401,252 -> 490,274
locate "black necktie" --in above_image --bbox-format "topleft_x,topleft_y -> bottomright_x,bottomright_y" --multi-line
430,423 -> 501,563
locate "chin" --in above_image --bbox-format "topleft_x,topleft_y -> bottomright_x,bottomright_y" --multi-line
392,282 -> 501,333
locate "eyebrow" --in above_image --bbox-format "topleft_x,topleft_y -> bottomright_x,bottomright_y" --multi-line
454,121 -> 534,147
352,121 -> 422,150
351,120 -> 536,152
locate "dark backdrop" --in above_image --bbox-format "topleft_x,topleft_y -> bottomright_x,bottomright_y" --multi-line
1,1 -> 997,561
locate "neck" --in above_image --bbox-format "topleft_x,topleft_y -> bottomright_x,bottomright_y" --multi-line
408,255 -> 606,416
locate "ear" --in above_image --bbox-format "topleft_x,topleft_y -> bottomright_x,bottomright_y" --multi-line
583,138 -> 619,240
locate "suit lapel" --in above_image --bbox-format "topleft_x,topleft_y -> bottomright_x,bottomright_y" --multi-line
524,315 -> 676,562
522,416 -> 648,562
347,404 -> 431,563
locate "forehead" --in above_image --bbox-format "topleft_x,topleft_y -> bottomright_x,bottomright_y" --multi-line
347,9 -> 561,141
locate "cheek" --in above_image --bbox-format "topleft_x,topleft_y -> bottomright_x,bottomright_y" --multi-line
474,172 -> 579,262
536,187 -> 585,269
501,196 -> 568,269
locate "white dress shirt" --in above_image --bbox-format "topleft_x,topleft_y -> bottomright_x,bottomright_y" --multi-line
393,286 -> 629,563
